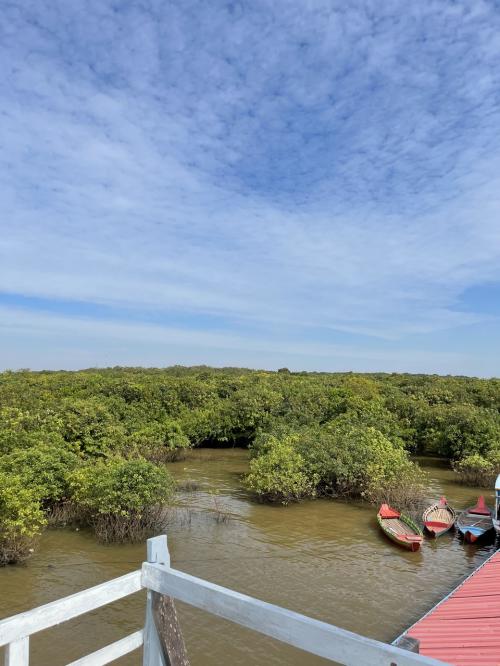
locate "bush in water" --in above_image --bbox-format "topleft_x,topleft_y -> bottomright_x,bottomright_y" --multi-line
453,451 -> 500,487
246,435 -> 316,504
0,472 -> 46,565
69,457 -> 175,543
247,424 -> 425,508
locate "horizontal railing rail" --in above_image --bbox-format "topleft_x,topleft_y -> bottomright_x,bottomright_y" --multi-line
0,571 -> 142,648
0,571 -> 143,666
0,535 -> 450,666
66,630 -> 144,666
142,560 -> 446,666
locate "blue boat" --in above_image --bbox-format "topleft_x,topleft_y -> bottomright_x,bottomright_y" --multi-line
456,496 -> 494,543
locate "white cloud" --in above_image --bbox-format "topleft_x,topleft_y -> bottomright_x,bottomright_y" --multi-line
0,305 -> 472,375
1,1 -> 500,372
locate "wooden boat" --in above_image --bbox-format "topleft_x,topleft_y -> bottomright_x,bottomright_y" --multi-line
456,496 -> 494,543
377,504 -> 423,551
422,496 -> 456,537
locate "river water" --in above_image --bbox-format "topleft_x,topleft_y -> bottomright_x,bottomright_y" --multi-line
0,449 -> 497,665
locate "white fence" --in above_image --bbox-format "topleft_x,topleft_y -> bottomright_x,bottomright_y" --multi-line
0,535 -> 448,666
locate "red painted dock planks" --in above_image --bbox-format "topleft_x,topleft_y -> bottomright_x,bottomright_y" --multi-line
405,550 -> 500,666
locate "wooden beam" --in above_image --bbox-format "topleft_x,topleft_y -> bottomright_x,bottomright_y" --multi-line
142,563 -> 448,666
152,594 -> 189,666
143,536 -> 189,666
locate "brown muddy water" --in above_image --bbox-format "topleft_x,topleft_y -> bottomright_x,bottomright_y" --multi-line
0,449 -> 497,665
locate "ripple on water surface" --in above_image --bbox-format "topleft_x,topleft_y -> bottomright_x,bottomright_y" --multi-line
0,449 -> 497,666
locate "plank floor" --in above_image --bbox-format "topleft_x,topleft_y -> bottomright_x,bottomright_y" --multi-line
403,550 -> 500,666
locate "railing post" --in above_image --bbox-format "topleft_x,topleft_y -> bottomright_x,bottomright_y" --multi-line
143,535 -> 189,666
144,536 -> 169,666
4,637 -> 29,665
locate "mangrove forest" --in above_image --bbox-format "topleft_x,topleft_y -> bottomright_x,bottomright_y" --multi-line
1,366 -> 499,565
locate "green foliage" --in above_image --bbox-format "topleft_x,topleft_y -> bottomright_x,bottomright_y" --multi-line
0,366 -> 499,549
247,424 -> 424,507
453,452 -> 500,487
415,404 -> 500,458
69,457 -> 176,542
60,398 -> 126,456
126,420 -> 190,461
0,444 -> 80,507
246,435 -> 315,504
0,472 -> 46,564
69,457 -> 175,517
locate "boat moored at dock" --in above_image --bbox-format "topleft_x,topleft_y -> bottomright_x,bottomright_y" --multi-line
422,496 -> 456,538
377,504 -> 424,551
494,474 -> 500,534
456,496 -> 494,543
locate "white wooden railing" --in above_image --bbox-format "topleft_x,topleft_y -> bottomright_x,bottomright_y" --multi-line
0,535 -> 448,666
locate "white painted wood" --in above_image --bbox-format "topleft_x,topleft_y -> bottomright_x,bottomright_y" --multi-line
147,536 -> 170,567
143,536 -> 169,666
0,571 -> 142,647
4,636 -> 29,665
142,563 -> 449,666
0,533 -> 451,666
66,630 -> 143,666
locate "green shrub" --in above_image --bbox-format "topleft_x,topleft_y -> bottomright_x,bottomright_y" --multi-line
453,453 -> 497,487
127,420 -> 191,462
487,449 -> 500,475
69,458 -> 175,542
248,423 -> 424,508
297,423 -> 424,506
0,444 -> 80,509
362,438 -> 425,507
415,404 -> 500,458
0,407 -> 64,454
60,398 -> 126,457
246,435 -> 316,504
0,473 -> 46,565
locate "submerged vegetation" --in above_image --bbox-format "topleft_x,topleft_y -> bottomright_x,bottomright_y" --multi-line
0,367 -> 499,562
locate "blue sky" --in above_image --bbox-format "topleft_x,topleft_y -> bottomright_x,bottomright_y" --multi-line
1,1 -> 500,375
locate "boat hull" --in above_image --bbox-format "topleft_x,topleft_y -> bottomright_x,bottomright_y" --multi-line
457,525 -> 494,543
422,498 -> 456,538
424,524 -> 453,538
456,498 -> 494,544
380,525 -> 422,551
377,510 -> 423,551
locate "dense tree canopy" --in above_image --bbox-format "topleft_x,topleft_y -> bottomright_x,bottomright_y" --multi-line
0,367 -> 499,558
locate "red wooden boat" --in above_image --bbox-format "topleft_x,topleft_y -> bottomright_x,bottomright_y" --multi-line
422,496 -> 456,538
377,504 -> 423,551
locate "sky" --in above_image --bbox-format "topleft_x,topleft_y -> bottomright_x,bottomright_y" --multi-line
1,1 -> 500,375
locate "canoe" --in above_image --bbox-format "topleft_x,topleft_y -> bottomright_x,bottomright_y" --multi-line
456,496 -> 494,543
377,504 -> 423,552
422,496 -> 456,537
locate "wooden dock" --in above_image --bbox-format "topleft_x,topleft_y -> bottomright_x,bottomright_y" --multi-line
396,549 -> 500,666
